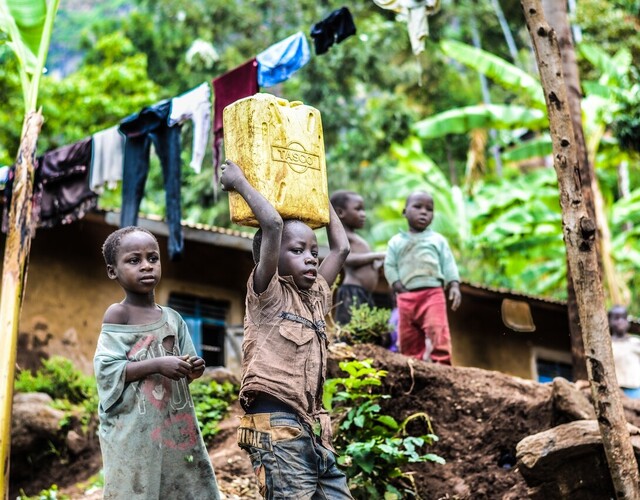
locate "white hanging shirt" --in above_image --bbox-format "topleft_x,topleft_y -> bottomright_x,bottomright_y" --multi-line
90,126 -> 124,193
373,0 -> 441,55
169,82 -> 212,173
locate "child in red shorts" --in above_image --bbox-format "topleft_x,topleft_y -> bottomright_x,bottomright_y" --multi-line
384,191 -> 461,364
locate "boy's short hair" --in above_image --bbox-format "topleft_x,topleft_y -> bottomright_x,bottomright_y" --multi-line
102,226 -> 158,266
330,190 -> 359,210
252,220 -> 306,264
405,190 -> 433,207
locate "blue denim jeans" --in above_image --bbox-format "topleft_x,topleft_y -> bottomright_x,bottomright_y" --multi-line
119,100 -> 184,261
237,412 -> 352,499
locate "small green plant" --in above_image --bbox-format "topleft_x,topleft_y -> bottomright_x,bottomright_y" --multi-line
17,484 -> 69,500
15,356 -> 99,430
338,303 -> 393,346
325,359 -> 444,499
15,356 -> 96,404
190,379 -> 238,444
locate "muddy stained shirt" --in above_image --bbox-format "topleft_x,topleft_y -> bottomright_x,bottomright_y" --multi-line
240,270 -> 334,449
94,306 -> 220,500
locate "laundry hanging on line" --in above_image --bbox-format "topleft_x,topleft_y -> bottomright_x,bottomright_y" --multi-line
257,31 -> 310,88
372,0 -> 441,55
2,138 -> 97,234
310,7 -> 357,55
1,17 -> 361,239
168,82 -> 212,174
212,58 -> 259,175
91,126 -> 124,193
119,99 -> 185,261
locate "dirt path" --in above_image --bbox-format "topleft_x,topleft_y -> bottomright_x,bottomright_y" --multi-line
208,400 -> 261,499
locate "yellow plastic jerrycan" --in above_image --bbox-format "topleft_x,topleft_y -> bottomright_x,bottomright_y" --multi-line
223,93 -> 330,228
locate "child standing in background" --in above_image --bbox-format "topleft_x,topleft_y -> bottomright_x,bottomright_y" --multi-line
330,190 -> 385,325
94,226 -> 220,499
609,305 -> 640,398
384,191 -> 461,365
220,160 -> 352,499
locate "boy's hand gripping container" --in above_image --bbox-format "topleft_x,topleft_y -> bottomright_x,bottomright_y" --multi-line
223,93 -> 330,228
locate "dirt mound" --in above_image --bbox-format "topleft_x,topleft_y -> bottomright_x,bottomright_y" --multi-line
13,344 -> 638,499
328,345 -> 553,498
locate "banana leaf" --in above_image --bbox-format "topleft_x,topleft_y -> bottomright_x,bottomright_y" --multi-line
501,135 -> 552,162
440,39 -> 546,108
0,0 -> 47,72
578,43 -> 631,87
0,0 -> 59,109
413,104 -> 547,139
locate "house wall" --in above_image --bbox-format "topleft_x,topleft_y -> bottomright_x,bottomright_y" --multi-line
450,286 -> 571,379
3,217 -> 578,381
373,277 -> 572,380
0,216 -> 254,375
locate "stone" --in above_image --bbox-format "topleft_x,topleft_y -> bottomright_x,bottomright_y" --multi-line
551,376 -> 596,424
516,419 -> 640,499
66,429 -> 88,455
11,392 -> 65,452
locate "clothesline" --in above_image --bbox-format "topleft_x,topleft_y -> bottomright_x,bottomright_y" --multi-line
1,7 -> 358,262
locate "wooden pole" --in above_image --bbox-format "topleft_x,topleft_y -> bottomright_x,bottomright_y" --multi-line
521,1 -> 640,497
0,110 -> 43,499
541,0 -> 593,381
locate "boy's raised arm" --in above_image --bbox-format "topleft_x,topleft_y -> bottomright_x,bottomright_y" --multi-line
318,204 -> 350,287
220,160 -> 283,293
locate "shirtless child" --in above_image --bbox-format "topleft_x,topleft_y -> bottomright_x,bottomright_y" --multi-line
330,190 -> 385,325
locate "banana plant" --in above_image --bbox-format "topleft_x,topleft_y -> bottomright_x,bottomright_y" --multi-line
407,38 -> 639,308
370,136 -> 469,253
0,0 -> 60,495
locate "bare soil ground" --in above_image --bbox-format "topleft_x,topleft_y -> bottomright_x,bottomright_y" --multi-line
12,343 -> 640,499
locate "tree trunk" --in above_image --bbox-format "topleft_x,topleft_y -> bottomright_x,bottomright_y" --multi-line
541,0 -> 596,381
0,110 -> 43,498
521,1 -> 640,497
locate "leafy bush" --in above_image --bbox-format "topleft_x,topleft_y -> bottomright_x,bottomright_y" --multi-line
190,379 -> 238,444
15,356 -> 96,404
338,303 -> 393,346
325,359 -> 444,499
15,356 -> 99,428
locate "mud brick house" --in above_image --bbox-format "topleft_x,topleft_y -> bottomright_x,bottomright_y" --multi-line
1,211 -> 255,376
1,209 -> 617,381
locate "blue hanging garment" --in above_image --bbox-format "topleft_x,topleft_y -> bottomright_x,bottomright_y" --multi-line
257,31 -> 311,87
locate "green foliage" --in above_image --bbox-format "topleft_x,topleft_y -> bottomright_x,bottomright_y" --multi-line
338,302 -> 393,346
190,379 -> 238,444
438,39 -> 545,108
15,356 -> 99,428
0,32 -> 159,166
0,0 -> 60,109
413,103 -> 547,139
15,356 -> 96,404
17,484 -> 69,500
325,359 -> 443,498
38,32 -> 160,151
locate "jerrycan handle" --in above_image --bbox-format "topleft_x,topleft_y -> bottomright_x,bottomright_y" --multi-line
276,97 -> 304,108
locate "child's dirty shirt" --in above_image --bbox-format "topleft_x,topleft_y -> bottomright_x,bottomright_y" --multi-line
240,270 -> 334,449
94,306 -> 220,500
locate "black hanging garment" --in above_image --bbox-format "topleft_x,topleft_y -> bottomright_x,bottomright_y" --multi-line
310,7 -> 357,55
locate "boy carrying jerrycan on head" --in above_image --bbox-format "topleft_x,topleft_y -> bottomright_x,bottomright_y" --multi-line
221,93 -> 353,499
